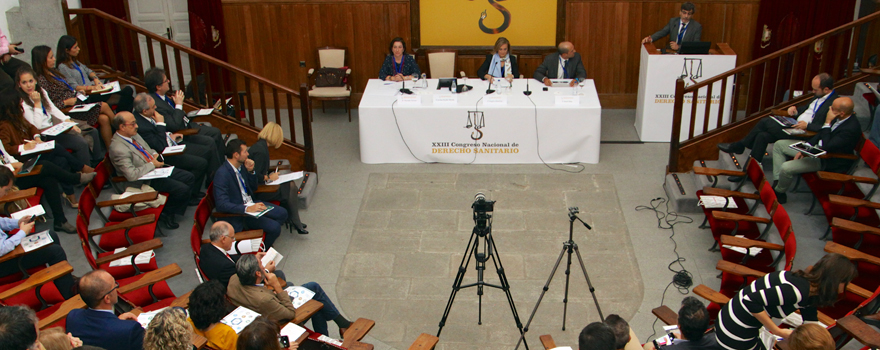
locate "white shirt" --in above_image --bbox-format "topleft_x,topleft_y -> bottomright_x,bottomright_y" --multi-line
0,141 -> 19,168
22,88 -> 70,129
228,160 -> 255,208
796,92 -> 833,124
557,58 -> 568,79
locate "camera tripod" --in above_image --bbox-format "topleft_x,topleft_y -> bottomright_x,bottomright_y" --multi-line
437,197 -> 528,349
515,207 -> 604,350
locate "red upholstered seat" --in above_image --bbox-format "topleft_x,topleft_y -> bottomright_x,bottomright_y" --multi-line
117,276 -> 176,308
0,279 -> 66,311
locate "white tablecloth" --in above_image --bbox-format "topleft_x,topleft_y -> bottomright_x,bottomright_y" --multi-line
358,79 -> 602,164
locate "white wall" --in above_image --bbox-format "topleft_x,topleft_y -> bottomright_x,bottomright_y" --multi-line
0,0 -> 80,38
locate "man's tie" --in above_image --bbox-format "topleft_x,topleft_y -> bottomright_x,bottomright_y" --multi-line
677,24 -> 687,43
224,251 -> 234,263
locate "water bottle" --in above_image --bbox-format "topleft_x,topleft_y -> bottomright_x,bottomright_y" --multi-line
421,73 -> 427,88
450,78 -> 457,94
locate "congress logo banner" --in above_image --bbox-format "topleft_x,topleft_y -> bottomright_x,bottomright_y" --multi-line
419,0 -> 557,46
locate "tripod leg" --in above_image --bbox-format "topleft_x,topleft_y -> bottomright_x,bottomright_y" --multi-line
573,244 -> 604,321
513,245 -> 568,350
562,241 -> 574,331
437,230 -> 478,336
486,234 -> 529,350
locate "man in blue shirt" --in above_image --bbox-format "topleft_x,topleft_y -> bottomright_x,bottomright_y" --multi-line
0,166 -> 75,298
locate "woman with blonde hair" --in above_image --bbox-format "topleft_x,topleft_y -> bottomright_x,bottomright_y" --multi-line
143,307 -> 193,350
250,122 -> 308,234
38,327 -> 101,350
478,37 -> 519,81
788,324 -> 834,350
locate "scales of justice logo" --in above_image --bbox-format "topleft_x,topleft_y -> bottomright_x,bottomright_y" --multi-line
472,0 -> 511,34
680,58 -> 703,87
466,111 -> 486,140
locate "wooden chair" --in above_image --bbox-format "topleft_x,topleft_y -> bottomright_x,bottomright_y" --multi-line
308,46 -> 352,121
825,196 -> 880,257
408,333 -> 439,350
0,261 -> 85,330
190,193 -> 265,282
424,49 -> 460,78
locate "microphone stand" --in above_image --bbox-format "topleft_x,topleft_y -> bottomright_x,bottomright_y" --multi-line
400,78 -> 413,94
485,78 -> 495,94
523,79 -> 532,96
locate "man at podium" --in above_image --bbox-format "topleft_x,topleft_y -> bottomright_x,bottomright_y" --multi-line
640,2 -> 702,51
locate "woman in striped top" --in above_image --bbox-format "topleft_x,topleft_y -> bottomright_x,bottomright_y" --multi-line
715,253 -> 856,350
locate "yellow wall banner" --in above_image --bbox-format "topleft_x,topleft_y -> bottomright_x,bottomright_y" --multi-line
420,0 -> 557,47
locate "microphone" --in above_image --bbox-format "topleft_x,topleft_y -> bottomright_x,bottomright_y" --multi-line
523,79 -> 532,96
485,78 -> 495,94
399,79 -> 412,95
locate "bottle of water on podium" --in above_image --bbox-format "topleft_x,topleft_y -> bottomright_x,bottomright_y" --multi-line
420,73 -> 427,88
450,78 -> 457,94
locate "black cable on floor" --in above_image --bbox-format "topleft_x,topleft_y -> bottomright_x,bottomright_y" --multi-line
635,194 -> 695,342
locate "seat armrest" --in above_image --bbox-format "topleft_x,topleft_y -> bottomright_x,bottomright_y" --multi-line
88,214 -> 156,236
819,153 -> 859,160
191,334 -> 208,349
715,260 -> 768,279
0,187 -> 38,204
117,263 -> 183,294
95,238 -> 163,266
693,284 -> 730,305
846,283 -> 873,299
341,318 -> 376,348
235,230 -> 264,241
292,299 -> 324,325
97,72 -> 123,80
828,195 -> 880,210
719,235 -> 784,251
823,240 -> 880,265
170,291 -> 192,309
693,166 -> 745,177
836,315 -> 880,349
817,311 -> 835,327
711,211 -> 771,224
255,185 -> 279,194
408,333 -> 440,350
702,187 -> 760,200
15,165 -> 42,178
652,305 -> 678,326
539,335 -> 557,350
112,176 -> 127,183
97,192 -> 160,208
39,295 -> 86,329
816,171 -> 877,184
0,261 -> 73,300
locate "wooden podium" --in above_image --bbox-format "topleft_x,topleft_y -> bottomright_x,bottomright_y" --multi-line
634,42 -> 737,142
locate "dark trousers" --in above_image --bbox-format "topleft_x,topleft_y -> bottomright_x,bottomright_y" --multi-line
182,133 -> 220,184
299,281 -> 341,336
23,148 -> 85,196
0,230 -> 75,299
255,182 -> 304,231
194,124 -> 225,160
241,201 -> 287,249
739,118 -> 793,162
148,168 -> 194,216
0,57 -> 31,90
163,148 -> 208,197
15,162 -> 82,224
44,132 -> 91,167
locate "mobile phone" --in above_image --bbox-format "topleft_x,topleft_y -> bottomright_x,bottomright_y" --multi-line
14,47 -> 24,53
25,215 -> 37,223
542,87 -> 548,91
157,154 -> 165,162
278,335 -> 290,348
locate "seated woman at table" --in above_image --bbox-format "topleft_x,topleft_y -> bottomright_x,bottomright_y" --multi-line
0,90 -> 94,210
250,122 -> 308,234
379,37 -> 420,81
32,45 -> 116,150
16,67 -> 99,168
478,37 -> 518,81
56,35 -> 135,113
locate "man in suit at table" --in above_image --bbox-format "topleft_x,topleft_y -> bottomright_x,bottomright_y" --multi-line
132,92 -> 217,185
108,112 -> 198,229
214,139 -> 287,249
66,270 -> 144,350
144,67 -> 224,168
534,41 -> 587,87
641,2 -> 702,51
199,221 -> 289,287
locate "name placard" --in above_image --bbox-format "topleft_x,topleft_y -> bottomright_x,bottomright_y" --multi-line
397,94 -> 421,105
433,95 -> 458,105
555,95 -> 580,106
483,95 -> 508,106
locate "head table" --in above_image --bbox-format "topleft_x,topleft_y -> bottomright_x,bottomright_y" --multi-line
357,78 -> 602,164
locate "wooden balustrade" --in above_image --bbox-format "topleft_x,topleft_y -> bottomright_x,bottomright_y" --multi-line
668,11 -> 880,173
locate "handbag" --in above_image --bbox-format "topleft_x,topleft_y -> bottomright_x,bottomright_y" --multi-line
314,67 -> 346,87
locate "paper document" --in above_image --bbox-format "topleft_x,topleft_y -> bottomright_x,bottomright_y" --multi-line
549,347 -> 573,350
136,307 -> 173,329
698,195 -> 737,209
21,230 -> 53,252
226,238 -> 262,255
244,203 -> 274,218
98,81 -> 121,95
267,171 -> 304,185
285,286 -> 315,309
108,247 -> 154,267
280,323 -> 307,343
194,108 -> 214,116
18,140 -> 55,156
11,205 -> 46,220
68,103 -> 100,114
783,128 -> 806,135
138,166 -> 175,180
721,235 -> 764,256
162,145 -> 186,154
221,306 -> 261,334
261,247 -> 283,267
40,121 -> 78,136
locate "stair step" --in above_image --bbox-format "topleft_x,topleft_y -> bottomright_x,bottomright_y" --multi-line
297,172 -> 318,209
718,150 -> 749,172
664,172 -> 702,214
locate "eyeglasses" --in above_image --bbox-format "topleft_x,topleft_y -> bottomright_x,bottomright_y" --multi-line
102,281 -> 120,299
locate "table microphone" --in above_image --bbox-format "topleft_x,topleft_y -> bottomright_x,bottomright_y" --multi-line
486,78 -> 495,94
523,79 -> 532,96
400,79 -> 413,95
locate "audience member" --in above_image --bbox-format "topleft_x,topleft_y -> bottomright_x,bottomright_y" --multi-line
56,35 -> 135,113
144,67 -> 224,166
188,280 -> 238,350
66,270 -> 144,350
251,122 -> 308,234
788,324 -> 834,350
716,253 -> 856,350
31,45 -> 115,149
717,73 -> 838,163
143,307 -> 193,350
379,37 -> 420,81
770,97 -> 860,203
604,315 -> 631,350
579,321 -> 617,350
644,296 -> 717,350
534,41 -> 586,87
133,92 -> 213,187
641,2 -> 701,51
236,316 -> 298,350
0,169 -> 76,298
214,139 -> 287,248
0,305 -> 39,350
0,27 -> 30,89
108,111 -> 198,229
38,327 -> 100,350
478,37 -> 518,81
200,221 -> 289,286
226,254 -> 352,336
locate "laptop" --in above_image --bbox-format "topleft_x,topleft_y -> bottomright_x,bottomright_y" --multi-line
679,41 -> 711,55
549,79 -> 574,87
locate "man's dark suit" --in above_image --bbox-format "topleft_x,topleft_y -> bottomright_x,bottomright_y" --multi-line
650,18 -> 702,44
809,114 -> 862,173
134,113 -> 214,189
213,160 -> 287,249
533,52 -> 587,81
198,242 -> 239,286
151,93 -> 224,164
66,309 -> 144,350
249,139 -> 304,232
733,92 -> 838,161
477,54 -> 519,80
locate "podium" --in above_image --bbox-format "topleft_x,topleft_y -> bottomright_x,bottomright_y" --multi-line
634,42 -> 737,142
